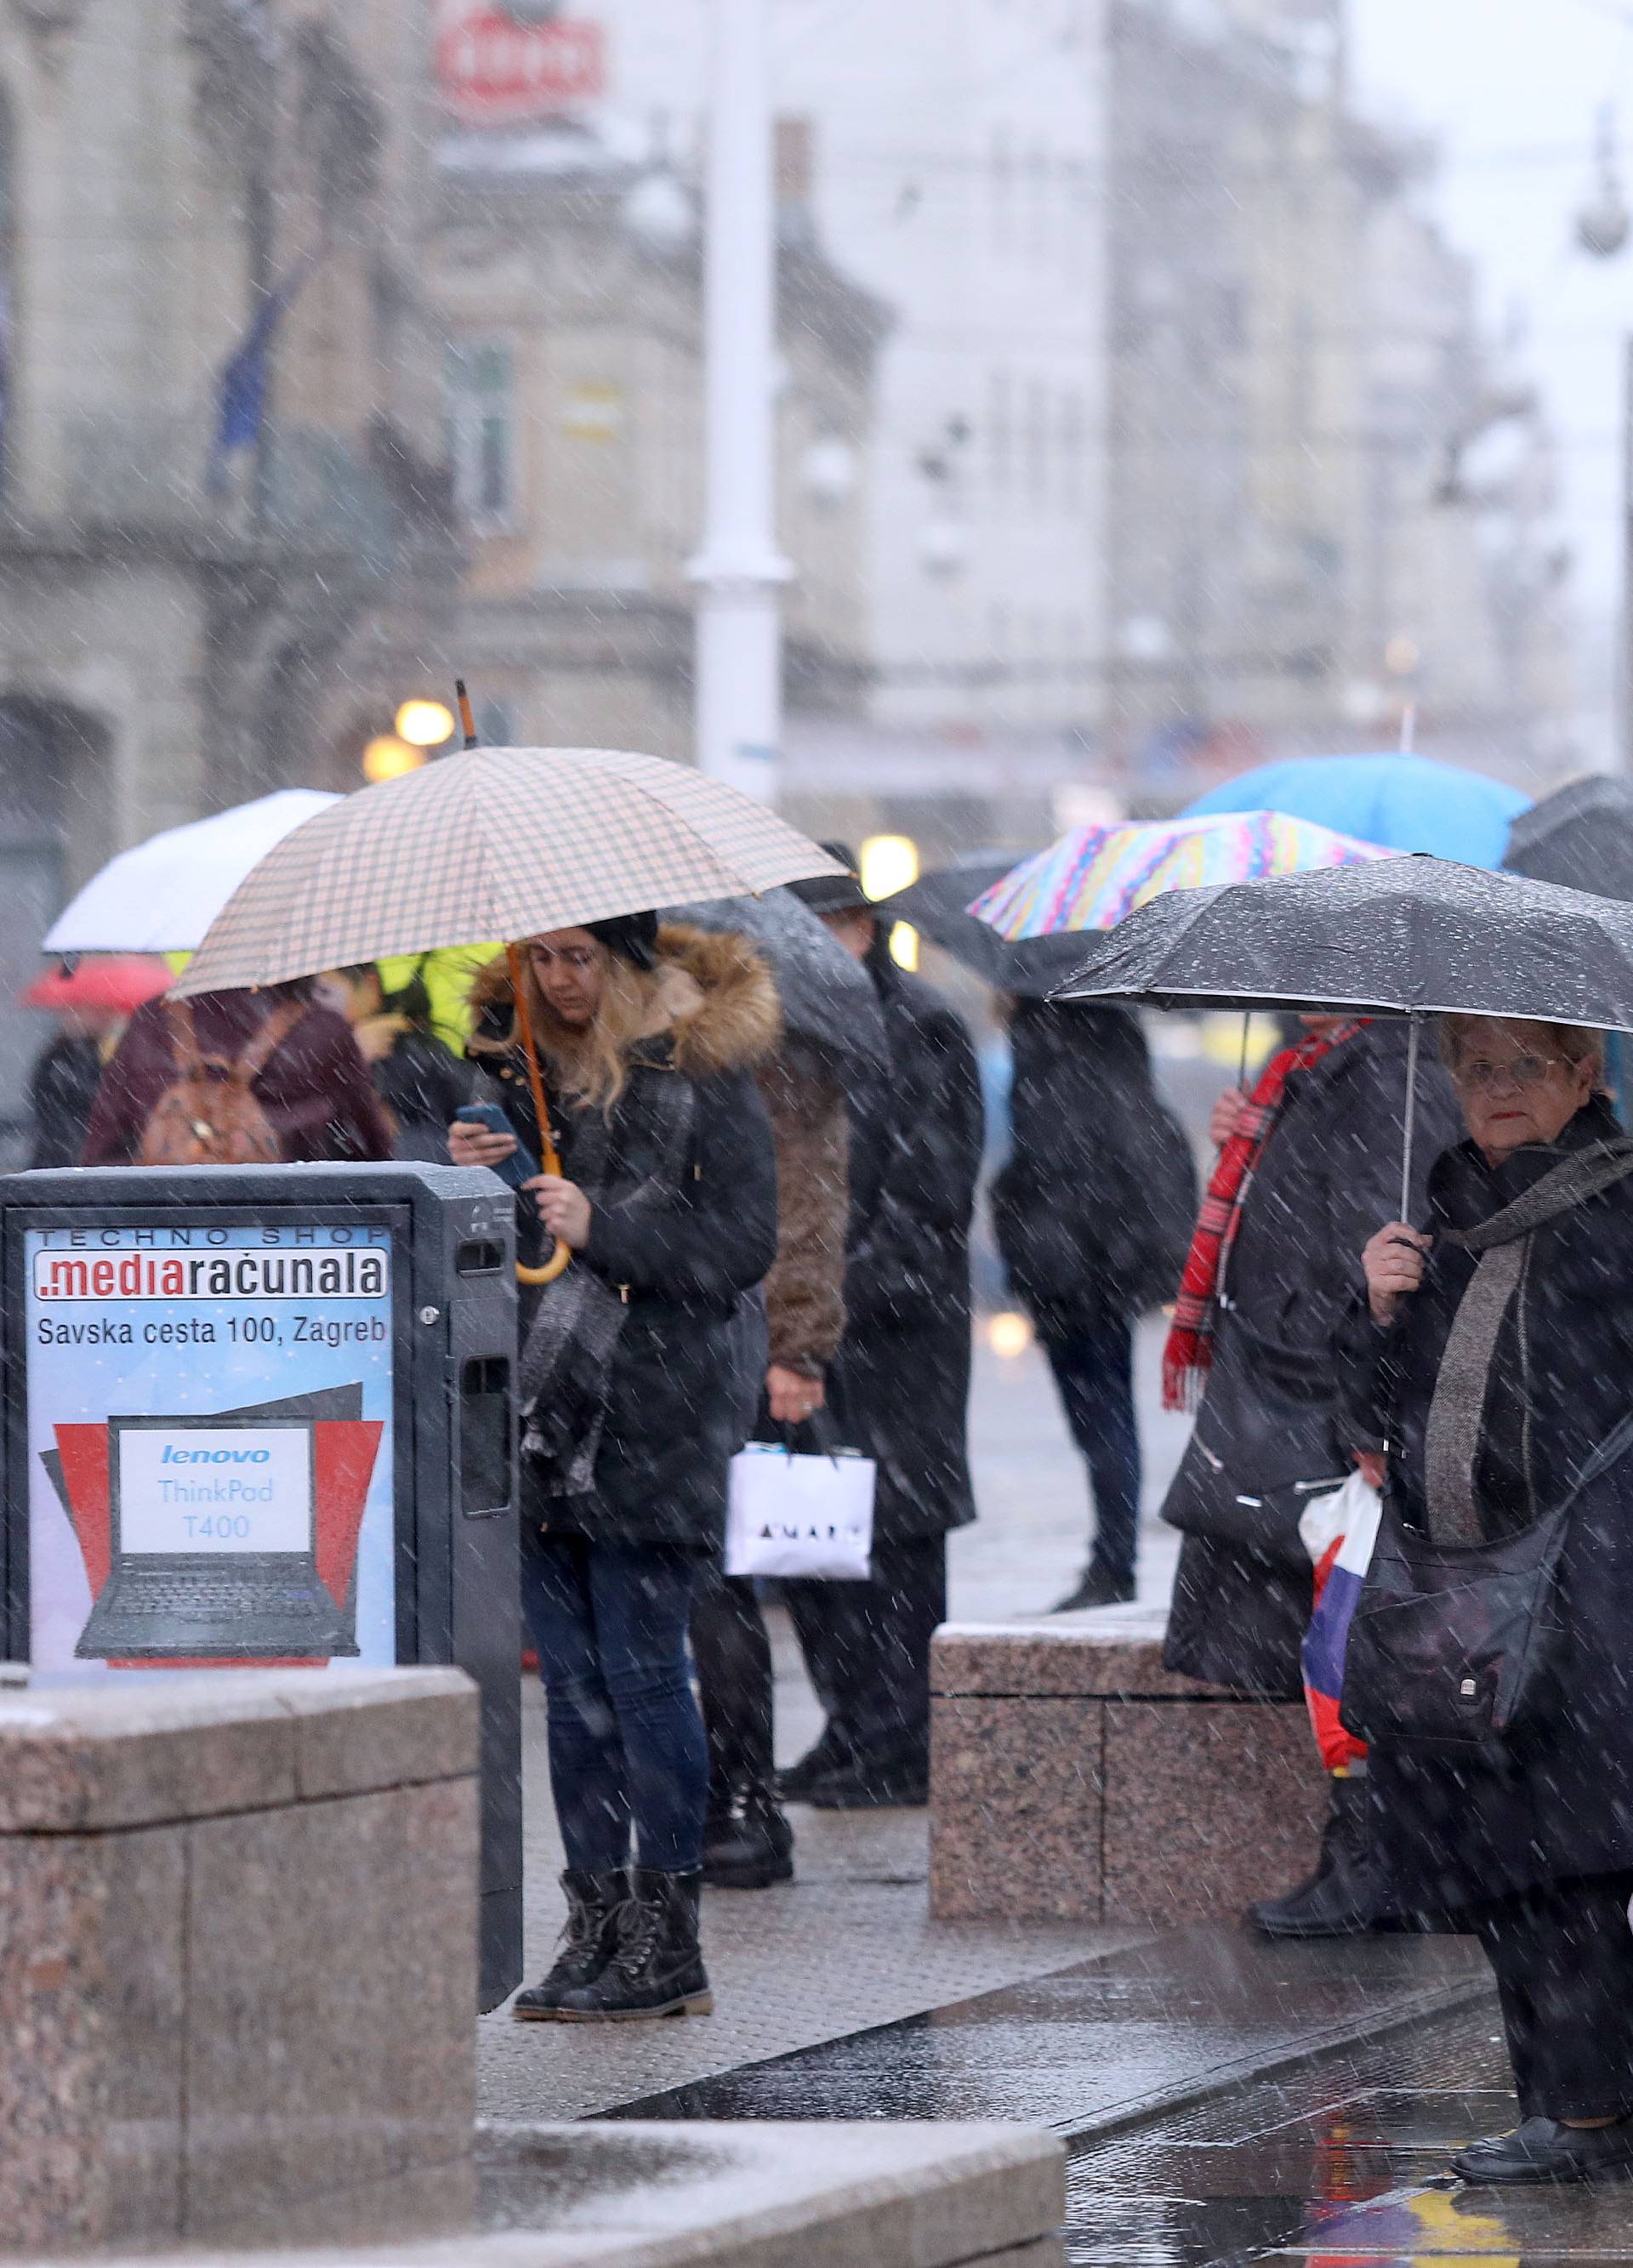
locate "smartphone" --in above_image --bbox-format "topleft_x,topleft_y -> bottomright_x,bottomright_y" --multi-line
453,1102 -> 541,1192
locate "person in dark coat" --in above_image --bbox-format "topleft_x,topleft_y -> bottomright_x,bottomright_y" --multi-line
83,984 -> 392,1165
691,1037 -> 851,1888
319,962 -> 471,1162
778,850 -> 984,1810
28,1010 -> 119,1168
1160,1014 -> 1460,1932
451,914 -> 779,2021
992,998 -> 1198,1609
1342,1015 -> 1633,2185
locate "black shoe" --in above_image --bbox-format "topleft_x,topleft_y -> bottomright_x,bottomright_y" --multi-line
1245,1775 -> 1390,1939
1050,1563 -> 1137,1613
554,1867 -> 714,2021
777,1729 -> 852,1803
1452,2116 -> 1633,2184
703,1786 -> 795,1889
512,1867 -> 626,2021
807,1758 -> 930,1810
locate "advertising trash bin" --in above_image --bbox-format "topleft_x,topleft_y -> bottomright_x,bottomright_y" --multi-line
0,1162 -> 522,2010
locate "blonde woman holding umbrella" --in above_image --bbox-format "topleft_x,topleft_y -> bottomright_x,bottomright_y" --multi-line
451,910 -> 780,2022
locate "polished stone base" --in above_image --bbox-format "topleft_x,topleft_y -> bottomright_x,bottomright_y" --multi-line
0,1665 -> 478,2256
930,1606 -> 1328,1923
1,2118 -> 1065,2265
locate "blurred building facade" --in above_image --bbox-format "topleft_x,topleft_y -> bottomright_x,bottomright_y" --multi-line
1105,0 -> 1571,800
429,117 -> 886,759
0,0 -> 453,1108
556,0 -> 1112,858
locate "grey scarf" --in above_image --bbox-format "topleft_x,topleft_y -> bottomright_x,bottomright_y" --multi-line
518,1065 -> 697,1498
1423,1137 -> 1633,1544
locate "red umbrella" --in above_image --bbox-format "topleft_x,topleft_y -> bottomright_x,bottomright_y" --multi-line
22,956 -> 173,1015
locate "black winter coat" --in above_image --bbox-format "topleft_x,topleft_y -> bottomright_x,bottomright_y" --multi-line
470,927 -> 780,1551
992,1001 -> 1198,1333
29,1033 -> 105,1169
827,949 -> 984,1543
1339,1094 -> 1633,1907
1164,1018 -> 1463,1696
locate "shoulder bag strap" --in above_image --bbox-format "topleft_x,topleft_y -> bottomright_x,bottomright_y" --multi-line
163,998 -> 203,1078
236,999 -> 304,1084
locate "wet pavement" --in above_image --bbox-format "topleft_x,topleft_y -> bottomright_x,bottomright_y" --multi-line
1058,1994 -> 1633,2267
612,1930 -> 1489,2135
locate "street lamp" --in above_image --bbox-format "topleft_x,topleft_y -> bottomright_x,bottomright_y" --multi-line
395,699 -> 456,749
688,0 -> 792,803
362,736 -> 425,784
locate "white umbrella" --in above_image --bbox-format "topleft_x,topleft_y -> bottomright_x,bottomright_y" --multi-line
43,791 -> 341,955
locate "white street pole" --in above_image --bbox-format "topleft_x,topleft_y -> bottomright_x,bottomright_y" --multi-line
689,0 -> 791,802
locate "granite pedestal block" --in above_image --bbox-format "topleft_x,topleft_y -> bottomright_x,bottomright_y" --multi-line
5,2121 -> 1067,2267
0,1665 -> 479,2256
930,1606 -> 1328,1924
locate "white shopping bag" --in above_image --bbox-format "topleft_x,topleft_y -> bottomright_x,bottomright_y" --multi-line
725,1441 -> 876,1581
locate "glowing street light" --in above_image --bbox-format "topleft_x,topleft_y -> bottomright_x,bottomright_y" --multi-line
395,698 -> 456,748
362,736 -> 426,784
860,834 -> 919,969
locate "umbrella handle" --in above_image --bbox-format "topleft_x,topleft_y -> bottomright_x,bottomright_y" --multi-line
506,941 -> 573,1287
1401,1013 -> 1420,1222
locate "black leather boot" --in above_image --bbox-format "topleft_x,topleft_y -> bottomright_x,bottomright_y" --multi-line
554,1867 -> 714,2021
511,1867 -> 626,2020
703,1784 -> 795,1889
1245,1774 -> 1391,1938
1050,1562 -> 1136,1613
777,1726 -> 851,1802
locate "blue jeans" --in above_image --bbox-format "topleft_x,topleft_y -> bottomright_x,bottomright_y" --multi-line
520,1528 -> 709,1874
1042,1317 -> 1141,1582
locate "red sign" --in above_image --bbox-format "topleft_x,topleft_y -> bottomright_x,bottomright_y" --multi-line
435,4 -> 606,126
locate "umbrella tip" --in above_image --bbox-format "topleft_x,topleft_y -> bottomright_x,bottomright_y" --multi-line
455,679 -> 477,751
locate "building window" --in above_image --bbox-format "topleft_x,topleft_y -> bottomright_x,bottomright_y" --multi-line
1025,376 -> 1049,503
447,340 -> 516,529
987,368 -> 1012,499
990,126 -> 1013,253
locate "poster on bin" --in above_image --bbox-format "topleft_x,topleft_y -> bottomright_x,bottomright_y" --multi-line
25,1221 -> 395,1673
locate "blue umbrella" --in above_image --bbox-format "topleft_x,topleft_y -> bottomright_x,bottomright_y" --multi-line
1184,753 -> 1529,868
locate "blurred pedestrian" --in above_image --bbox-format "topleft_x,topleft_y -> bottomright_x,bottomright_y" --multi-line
992,998 -> 1197,1609
319,960 -> 470,1161
454,915 -> 778,2020
1344,1016 -> 1633,2183
83,982 -> 391,1165
1159,1013 -> 1459,1935
778,849 -> 984,1811
28,1005 -> 122,1168
691,1036 -> 851,1888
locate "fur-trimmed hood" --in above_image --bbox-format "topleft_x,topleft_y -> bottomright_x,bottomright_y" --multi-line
470,921 -> 782,1082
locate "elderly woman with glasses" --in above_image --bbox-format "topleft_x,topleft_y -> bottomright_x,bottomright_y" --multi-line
1343,1014 -> 1633,2185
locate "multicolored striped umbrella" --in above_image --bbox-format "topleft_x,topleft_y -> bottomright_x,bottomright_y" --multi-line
967,810 -> 1397,941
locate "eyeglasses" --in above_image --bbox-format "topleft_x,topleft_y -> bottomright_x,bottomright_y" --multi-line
527,944 -> 599,974
1455,1054 -> 1562,1094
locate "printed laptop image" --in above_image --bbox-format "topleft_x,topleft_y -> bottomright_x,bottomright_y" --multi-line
77,1413 -> 352,1659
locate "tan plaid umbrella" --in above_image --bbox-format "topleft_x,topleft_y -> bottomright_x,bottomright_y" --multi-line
173,746 -> 845,997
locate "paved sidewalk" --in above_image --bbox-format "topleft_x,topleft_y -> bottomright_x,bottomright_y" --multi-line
481,1325 -> 1187,2122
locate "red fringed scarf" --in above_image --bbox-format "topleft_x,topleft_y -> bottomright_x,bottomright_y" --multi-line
1162,1020 -> 1366,1413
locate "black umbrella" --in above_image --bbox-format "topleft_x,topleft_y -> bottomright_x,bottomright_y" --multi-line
875,859 -> 1090,998
662,886 -> 887,1071
1055,856 -> 1633,1212
1504,774 -> 1633,902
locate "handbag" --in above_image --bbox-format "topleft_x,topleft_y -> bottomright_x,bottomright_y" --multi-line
1162,1332 -> 1350,1570
725,1420 -> 876,1582
1340,1407 -> 1633,1751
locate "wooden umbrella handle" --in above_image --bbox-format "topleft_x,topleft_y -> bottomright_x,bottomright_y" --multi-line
507,941 -> 572,1287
